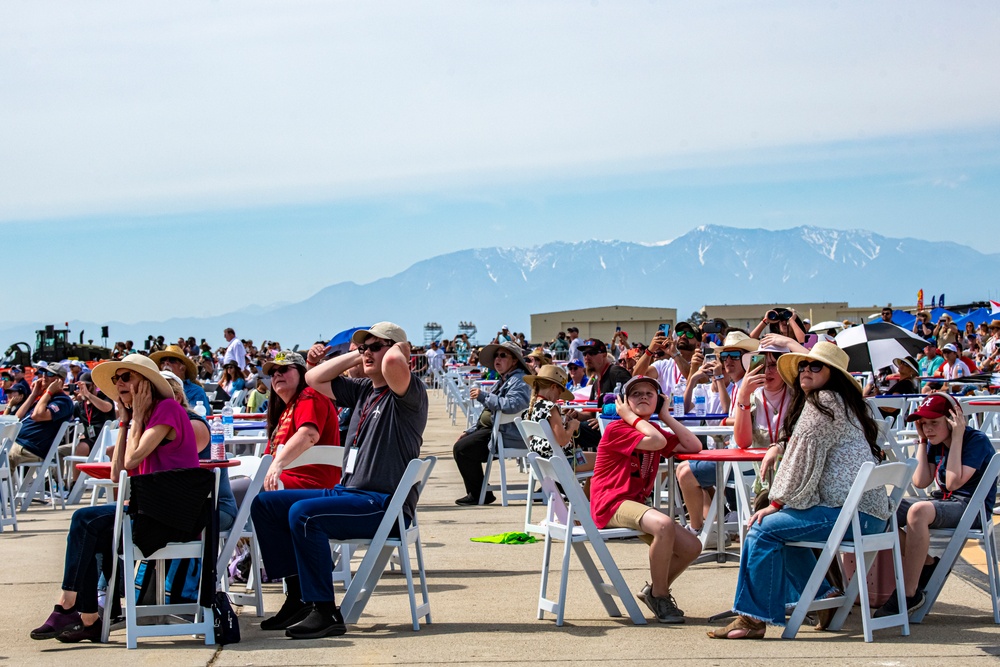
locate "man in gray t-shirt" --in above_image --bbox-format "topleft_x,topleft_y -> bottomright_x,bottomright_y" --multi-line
250,321 -> 427,640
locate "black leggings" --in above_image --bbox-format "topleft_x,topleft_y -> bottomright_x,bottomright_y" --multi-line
452,427 -> 493,496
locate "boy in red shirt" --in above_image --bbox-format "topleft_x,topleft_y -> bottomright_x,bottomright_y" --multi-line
590,375 -> 702,623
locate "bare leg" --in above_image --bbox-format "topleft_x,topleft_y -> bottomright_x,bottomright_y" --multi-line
902,502 -> 936,596
676,463 -> 705,531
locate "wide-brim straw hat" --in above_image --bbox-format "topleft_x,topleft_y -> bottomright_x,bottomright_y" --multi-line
149,345 -> 201,386
524,365 -> 573,400
92,354 -> 173,402
777,341 -> 859,392
479,341 -> 529,373
711,331 -> 760,353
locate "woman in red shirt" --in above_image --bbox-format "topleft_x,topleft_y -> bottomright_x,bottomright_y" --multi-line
263,351 -> 341,491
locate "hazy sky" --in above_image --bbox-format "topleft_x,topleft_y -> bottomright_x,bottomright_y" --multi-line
2,1 -> 999,324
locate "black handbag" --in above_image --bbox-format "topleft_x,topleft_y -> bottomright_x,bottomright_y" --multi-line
212,591 -> 241,644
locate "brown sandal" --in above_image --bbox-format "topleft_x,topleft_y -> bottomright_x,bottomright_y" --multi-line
707,615 -> 766,639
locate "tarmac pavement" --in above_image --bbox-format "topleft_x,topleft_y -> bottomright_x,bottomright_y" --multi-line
3,390 -> 1000,666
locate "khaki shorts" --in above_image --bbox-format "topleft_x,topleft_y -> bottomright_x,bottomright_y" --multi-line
606,500 -> 654,545
8,443 -> 42,468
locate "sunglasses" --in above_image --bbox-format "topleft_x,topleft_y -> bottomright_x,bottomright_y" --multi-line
110,371 -> 133,384
36,369 -> 56,377
269,365 -> 295,377
357,341 -> 392,354
581,350 -> 602,357
494,352 -> 511,359
719,351 -> 742,360
797,361 -> 827,374
677,330 -> 696,339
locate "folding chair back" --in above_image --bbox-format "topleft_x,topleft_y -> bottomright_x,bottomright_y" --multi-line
102,468 -> 220,648
217,454 -> 273,616
479,411 -> 529,506
912,451 -> 1000,624
0,422 -> 23,531
335,456 -> 436,630
782,459 -> 917,642
65,422 -> 116,504
15,421 -> 70,512
526,453 -> 647,626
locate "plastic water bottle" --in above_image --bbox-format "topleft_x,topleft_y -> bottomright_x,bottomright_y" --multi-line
694,383 -> 708,418
222,403 -> 234,438
193,401 -> 207,418
671,382 -> 685,417
210,419 -> 226,461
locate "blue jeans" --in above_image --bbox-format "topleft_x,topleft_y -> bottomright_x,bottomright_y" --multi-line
733,505 -> 886,625
251,485 -> 394,603
62,505 -> 117,614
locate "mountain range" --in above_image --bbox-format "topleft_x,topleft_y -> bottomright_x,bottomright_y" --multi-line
2,224 -> 995,352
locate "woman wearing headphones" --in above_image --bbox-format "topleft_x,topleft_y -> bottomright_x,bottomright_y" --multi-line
874,392 -> 996,618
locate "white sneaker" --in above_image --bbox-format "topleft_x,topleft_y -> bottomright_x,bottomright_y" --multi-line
701,530 -> 732,551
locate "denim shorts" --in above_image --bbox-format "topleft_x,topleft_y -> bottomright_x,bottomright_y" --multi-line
689,460 -> 717,488
896,495 -> 971,530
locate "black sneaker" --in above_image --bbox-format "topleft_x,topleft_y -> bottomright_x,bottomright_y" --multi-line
455,492 -> 495,506
641,589 -> 685,624
30,606 -> 82,640
57,619 -> 102,644
873,590 -> 925,618
260,597 -> 312,631
285,607 -> 347,639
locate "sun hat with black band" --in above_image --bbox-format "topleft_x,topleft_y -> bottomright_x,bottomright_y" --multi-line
262,350 -> 307,376
524,364 -> 574,400
149,344 -> 202,386
479,340 -> 530,373
893,356 -> 919,376
91,354 -> 173,402
776,341 -> 859,392
351,322 -> 408,346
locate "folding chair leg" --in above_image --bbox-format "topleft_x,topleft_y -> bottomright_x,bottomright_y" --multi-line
584,538 -> 647,624
341,545 -> 396,625
782,544 -> 843,639
555,533 -> 573,626
537,532 -> 554,620
478,452 -> 494,505
498,455 -> 509,507
412,536 -> 431,624
572,542 -> 621,618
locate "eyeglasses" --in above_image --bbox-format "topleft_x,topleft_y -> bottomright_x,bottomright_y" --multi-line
797,361 -> 826,374
357,341 -> 392,354
110,371 -> 133,384
269,365 -> 295,377
719,351 -> 742,360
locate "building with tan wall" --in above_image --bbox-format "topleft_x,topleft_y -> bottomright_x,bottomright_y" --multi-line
530,306 -> 677,345
702,302 -> 916,332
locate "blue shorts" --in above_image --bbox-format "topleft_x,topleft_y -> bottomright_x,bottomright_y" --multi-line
689,460 -> 717,488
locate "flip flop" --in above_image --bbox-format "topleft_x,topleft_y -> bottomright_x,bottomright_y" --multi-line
707,615 -> 766,639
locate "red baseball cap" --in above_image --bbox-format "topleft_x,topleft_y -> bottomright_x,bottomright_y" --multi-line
905,394 -> 955,422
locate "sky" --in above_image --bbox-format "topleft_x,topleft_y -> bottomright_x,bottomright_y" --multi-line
2,1 -> 999,326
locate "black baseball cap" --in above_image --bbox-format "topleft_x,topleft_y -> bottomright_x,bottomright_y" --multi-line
578,339 -> 607,354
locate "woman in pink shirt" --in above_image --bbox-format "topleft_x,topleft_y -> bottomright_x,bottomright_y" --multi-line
29,354 -> 199,644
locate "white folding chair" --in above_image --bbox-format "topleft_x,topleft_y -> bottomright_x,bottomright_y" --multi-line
15,421 -> 70,512
0,422 -> 23,532
278,445 -> 352,588
101,468 -> 220,648
217,454 -> 273,616
782,459 -> 917,642
525,452 -> 648,626
479,411 -> 529,506
911,452 -> 1000,624
336,456 -> 436,630
64,422 -> 116,505
518,418 -> 580,534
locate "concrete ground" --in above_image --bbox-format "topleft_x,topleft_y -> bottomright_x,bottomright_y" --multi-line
3,391 -> 1000,666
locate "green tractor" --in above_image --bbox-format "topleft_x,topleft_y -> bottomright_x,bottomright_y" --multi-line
1,325 -> 112,367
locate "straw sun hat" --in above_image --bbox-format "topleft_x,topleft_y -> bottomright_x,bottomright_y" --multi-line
149,345 -> 201,386
92,353 -> 173,402
776,341 -> 859,392
710,331 -> 759,353
479,341 -> 529,373
524,365 -> 573,400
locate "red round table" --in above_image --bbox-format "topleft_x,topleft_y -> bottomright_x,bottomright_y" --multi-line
675,448 -> 767,564
77,459 -> 238,481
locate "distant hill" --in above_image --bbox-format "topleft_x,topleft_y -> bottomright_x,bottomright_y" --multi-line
2,224 -> 995,351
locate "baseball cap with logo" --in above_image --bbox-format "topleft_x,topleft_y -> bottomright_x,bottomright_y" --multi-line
262,350 -> 307,376
906,393 -> 958,423
577,339 -> 607,355
351,322 -> 408,346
